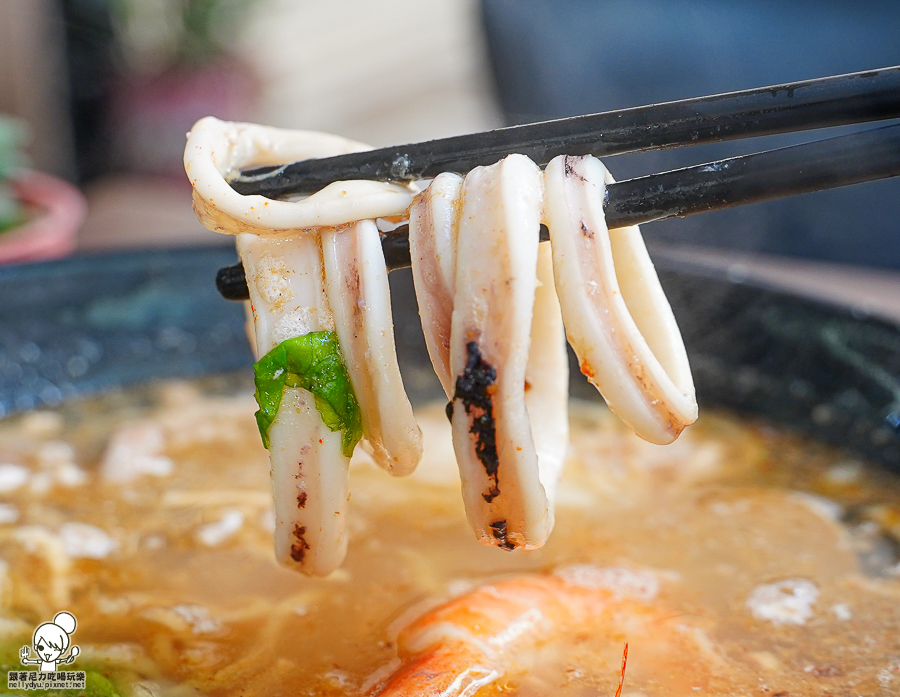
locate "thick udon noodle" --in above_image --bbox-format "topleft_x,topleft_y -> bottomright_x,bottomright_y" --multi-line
183,118 -> 697,578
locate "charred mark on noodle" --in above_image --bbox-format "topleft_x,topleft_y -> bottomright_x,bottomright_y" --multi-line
452,341 -> 501,503
489,520 -> 515,550
564,155 -> 587,182
290,524 -> 310,562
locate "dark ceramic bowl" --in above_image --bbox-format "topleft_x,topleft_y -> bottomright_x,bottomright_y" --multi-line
2,246 -> 899,473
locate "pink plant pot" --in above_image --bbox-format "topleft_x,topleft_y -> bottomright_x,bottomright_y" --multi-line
111,60 -> 259,178
0,171 -> 87,264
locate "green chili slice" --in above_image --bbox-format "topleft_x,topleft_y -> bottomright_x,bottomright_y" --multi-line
253,331 -> 361,457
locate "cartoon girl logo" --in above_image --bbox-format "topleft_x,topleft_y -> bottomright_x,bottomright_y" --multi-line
19,611 -> 81,672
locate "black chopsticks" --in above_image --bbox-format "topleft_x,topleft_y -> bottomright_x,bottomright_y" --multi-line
216,122 -> 900,300
215,66 -> 900,301
229,65 -> 900,197
607,122 -> 900,227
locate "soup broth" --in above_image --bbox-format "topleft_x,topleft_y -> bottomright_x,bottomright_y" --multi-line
1,379 -> 899,696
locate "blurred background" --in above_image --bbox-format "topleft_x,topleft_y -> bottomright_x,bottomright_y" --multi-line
1,0 -> 899,280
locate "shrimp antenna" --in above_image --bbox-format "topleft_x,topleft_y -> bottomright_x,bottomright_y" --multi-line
615,642 -> 629,697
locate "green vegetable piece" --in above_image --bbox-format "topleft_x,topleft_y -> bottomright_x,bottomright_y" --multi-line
253,331 -> 361,457
0,640 -> 123,697
83,670 -> 123,697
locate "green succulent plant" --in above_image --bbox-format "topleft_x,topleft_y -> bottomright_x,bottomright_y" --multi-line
0,116 -> 28,233
113,0 -> 258,70
178,0 -> 253,65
